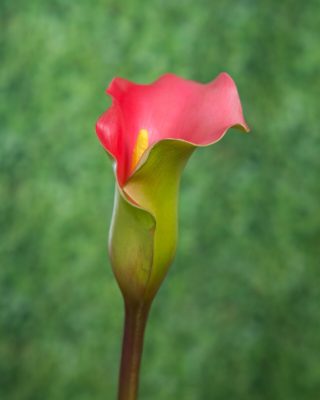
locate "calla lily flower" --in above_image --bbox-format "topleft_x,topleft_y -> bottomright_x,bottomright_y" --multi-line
96,72 -> 248,304
96,72 -> 249,400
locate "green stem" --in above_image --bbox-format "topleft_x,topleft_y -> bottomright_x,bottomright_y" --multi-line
117,301 -> 150,400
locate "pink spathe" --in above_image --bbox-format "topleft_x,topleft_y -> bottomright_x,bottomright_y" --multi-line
96,72 -> 249,186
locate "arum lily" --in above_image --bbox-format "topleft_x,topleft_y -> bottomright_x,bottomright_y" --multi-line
96,72 -> 249,400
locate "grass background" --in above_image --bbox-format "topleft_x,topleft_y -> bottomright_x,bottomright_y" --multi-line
1,0 -> 320,399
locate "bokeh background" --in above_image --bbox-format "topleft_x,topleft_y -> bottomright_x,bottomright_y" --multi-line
1,0 -> 320,399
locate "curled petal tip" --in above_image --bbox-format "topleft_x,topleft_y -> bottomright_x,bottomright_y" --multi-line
211,72 -> 250,135
241,122 -> 250,133
106,77 -> 133,100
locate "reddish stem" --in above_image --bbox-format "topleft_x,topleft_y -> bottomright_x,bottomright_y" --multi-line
117,301 -> 150,400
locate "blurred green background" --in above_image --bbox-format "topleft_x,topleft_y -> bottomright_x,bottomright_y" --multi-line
1,0 -> 320,399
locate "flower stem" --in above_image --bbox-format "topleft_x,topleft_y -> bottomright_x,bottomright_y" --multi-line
117,301 -> 150,400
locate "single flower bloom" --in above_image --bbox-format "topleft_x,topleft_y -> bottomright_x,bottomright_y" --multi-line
96,72 -> 249,304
